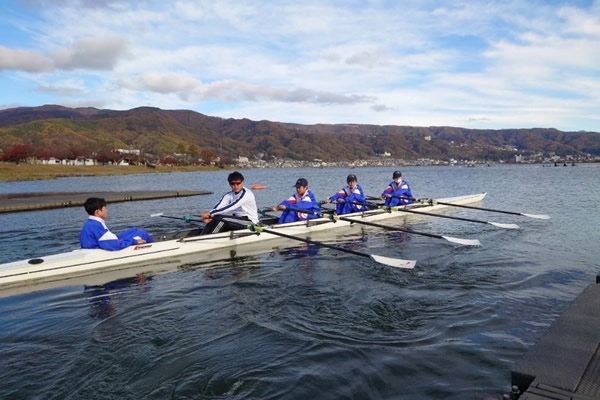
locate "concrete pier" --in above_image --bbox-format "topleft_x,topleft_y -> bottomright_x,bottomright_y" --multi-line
0,190 -> 212,213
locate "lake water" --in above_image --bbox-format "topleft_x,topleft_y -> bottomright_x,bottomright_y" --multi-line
0,164 -> 599,399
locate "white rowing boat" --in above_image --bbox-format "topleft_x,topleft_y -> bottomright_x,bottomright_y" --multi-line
0,192 -> 486,290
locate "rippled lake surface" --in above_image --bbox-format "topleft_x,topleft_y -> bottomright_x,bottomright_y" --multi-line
1,164 -> 599,399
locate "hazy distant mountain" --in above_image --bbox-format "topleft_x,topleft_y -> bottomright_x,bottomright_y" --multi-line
0,105 -> 598,161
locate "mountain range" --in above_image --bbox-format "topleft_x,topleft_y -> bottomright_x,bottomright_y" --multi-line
1,105 -> 599,162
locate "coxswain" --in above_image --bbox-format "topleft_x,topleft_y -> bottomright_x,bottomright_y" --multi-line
80,197 -> 154,250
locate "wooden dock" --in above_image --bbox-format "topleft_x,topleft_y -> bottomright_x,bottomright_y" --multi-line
509,276 -> 600,399
0,190 -> 213,213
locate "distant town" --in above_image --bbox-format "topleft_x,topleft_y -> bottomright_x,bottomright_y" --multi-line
6,147 -> 596,170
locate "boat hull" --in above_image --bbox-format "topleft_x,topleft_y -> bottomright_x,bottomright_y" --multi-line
0,192 -> 486,290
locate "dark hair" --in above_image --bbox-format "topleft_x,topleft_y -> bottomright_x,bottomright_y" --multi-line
393,170 -> 402,179
346,174 -> 357,183
228,171 -> 244,183
84,197 -> 106,215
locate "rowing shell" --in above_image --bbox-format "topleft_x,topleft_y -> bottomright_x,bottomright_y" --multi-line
0,192 -> 486,290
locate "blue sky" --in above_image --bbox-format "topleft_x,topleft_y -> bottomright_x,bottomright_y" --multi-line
1,0 -> 599,131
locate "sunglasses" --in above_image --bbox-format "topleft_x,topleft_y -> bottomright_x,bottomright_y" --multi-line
229,181 -> 243,185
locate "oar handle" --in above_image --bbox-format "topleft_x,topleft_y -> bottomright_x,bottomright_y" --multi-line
150,213 -> 204,223
258,207 -> 279,217
279,205 -> 323,217
348,200 -> 383,209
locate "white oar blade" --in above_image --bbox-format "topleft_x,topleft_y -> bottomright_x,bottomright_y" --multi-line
442,236 -> 481,246
489,222 -> 520,229
522,213 -> 551,220
150,213 -> 164,217
370,254 -> 416,269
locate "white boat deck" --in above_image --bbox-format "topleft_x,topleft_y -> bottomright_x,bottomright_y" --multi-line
0,193 -> 486,291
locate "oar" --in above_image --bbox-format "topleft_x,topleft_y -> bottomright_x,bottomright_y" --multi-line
257,207 -> 278,218
150,213 -> 204,223
222,217 -> 416,269
354,201 -> 520,230
384,195 -> 550,220
286,205 -> 480,246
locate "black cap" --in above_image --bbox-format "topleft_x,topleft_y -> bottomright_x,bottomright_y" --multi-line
294,178 -> 308,187
346,174 -> 357,183
393,170 -> 402,178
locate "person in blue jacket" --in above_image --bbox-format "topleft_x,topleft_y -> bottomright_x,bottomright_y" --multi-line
79,197 -> 153,250
380,170 -> 414,206
272,178 -> 320,223
325,174 -> 368,214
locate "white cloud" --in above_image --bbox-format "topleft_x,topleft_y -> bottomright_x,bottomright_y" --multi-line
1,0 -> 599,131
35,77 -> 89,96
51,37 -> 128,70
557,5 -> 600,36
0,45 -> 53,72
124,72 -> 374,105
124,72 -> 202,94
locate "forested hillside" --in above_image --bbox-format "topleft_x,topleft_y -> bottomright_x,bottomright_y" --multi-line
1,105 -> 598,162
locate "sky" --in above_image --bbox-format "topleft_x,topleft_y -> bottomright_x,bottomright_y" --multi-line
1,0 -> 599,132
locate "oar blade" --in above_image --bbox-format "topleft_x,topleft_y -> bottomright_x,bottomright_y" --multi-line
370,254 -> 416,269
489,222 -> 520,229
521,213 -> 551,220
441,236 -> 481,246
150,213 -> 164,217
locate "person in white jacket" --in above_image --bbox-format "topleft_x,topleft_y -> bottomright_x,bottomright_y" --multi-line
200,171 -> 259,235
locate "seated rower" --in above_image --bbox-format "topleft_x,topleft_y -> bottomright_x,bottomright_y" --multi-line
80,197 -> 154,250
325,174 -> 367,215
380,170 -> 413,206
272,178 -> 320,224
200,171 -> 259,234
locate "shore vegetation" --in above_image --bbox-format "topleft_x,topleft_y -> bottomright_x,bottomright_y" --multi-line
0,162 -> 221,182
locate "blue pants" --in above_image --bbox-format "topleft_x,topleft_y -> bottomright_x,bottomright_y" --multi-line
118,228 -> 154,243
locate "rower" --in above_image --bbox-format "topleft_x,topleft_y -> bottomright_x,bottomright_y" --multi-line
324,174 -> 368,215
80,197 -> 154,250
272,178 -> 320,224
200,171 -> 259,235
380,170 -> 414,207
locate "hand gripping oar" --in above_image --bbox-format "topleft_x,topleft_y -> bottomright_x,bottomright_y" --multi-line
357,200 -> 520,230
223,217 -> 416,269
388,195 -> 550,220
289,205 -> 480,246
150,213 -> 204,223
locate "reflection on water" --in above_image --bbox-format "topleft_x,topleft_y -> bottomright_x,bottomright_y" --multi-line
85,274 -> 154,320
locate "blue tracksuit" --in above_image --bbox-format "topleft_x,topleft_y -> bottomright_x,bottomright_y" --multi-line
381,180 -> 413,206
80,217 -> 153,250
278,190 -> 320,224
328,184 -> 367,214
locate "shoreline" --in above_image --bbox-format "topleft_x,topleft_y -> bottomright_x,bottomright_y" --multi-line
1,160 -> 595,183
0,163 -> 225,182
